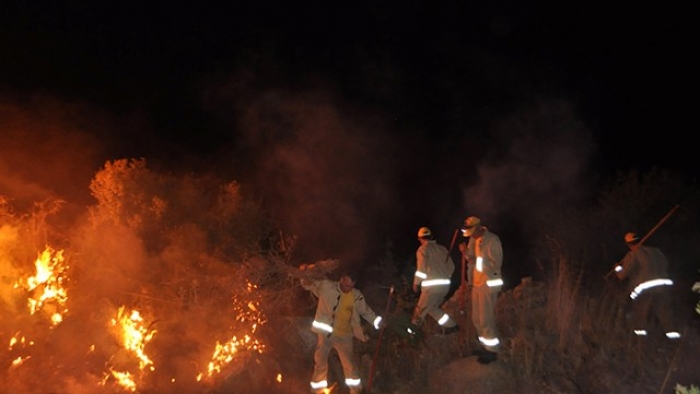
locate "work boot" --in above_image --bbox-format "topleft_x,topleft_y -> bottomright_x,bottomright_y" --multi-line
442,325 -> 459,335
407,320 -> 421,336
477,350 -> 498,364
471,347 -> 487,357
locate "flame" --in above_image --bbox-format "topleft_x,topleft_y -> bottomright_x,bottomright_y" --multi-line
5,245 -> 278,390
112,306 -> 157,371
106,369 -> 137,392
196,281 -> 267,381
106,306 -> 157,391
13,246 -> 69,326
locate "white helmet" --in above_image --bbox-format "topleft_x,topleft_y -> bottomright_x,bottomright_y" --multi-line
417,227 -> 432,238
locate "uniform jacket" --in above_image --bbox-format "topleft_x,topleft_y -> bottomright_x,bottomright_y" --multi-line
465,229 -> 503,287
615,245 -> 672,298
414,240 -> 455,290
302,278 -> 379,342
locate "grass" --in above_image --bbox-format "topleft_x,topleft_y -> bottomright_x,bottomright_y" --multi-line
354,246 -> 695,394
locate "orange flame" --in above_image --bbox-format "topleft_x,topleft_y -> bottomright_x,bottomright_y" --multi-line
106,306 -> 157,391
196,281 -> 267,381
105,369 -> 137,392
13,247 -> 69,326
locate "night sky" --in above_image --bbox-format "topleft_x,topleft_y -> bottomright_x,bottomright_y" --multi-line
0,2 -> 694,273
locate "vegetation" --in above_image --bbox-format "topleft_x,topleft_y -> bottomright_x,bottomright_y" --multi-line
1,161 -> 698,393
676,384 -> 700,394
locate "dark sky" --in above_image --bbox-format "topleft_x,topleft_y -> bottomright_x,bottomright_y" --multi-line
0,2 -> 694,273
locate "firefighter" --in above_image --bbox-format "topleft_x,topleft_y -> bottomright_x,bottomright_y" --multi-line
459,216 -> 503,364
614,232 -> 681,339
409,227 -> 459,335
299,269 -> 383,394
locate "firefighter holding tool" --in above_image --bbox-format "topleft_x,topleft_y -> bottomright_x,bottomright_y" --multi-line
614,232 -> 681,340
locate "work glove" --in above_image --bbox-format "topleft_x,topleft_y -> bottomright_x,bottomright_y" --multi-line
692,281 -> 700,293
458,242 -> 467,253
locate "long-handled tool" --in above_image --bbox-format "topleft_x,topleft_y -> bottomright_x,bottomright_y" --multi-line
366,285 -> 394,393
446,228 -> 459,262
460,254 -> 467,313
458,252 -> 471,358
605,204 -> 680,278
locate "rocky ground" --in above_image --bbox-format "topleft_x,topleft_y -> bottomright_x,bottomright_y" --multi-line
424,321 -> 699,394
241,279 -> 700,394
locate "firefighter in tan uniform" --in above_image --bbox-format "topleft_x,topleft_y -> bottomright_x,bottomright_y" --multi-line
409,227 -> 459,335
299,269 -> 383,394
459,216 -> 503,364
614,232 -> 681,339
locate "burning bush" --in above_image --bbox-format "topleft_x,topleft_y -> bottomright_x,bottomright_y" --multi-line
0,158 -> 292,394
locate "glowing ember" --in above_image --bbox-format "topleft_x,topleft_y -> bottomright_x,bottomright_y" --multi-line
13,246 -> 69,326
8,333 -> 32,350
10,356 -> 30,367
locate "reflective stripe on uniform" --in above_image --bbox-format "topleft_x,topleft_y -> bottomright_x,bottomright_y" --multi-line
478,335 -> 500,347
421,278 -> 451,287
630,278 -> 673,299
312,320 -> 333,333
487,278 -> 503,287
311,380 -> 328,389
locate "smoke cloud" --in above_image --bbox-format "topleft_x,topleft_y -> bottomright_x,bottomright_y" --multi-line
229,88 -> 406,270
460,98 -> 598,281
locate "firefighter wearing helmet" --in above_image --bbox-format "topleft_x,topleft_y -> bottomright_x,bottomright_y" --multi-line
458,216 -> 503,364
409,227 -> 459,335
614,232 -> 681,339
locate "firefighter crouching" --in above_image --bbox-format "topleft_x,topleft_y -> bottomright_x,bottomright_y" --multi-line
614,232 -> 681,339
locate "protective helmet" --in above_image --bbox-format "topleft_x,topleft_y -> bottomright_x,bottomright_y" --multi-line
624,232 -> 639,244
417,227 -> 432,238
462,216 -> 481,237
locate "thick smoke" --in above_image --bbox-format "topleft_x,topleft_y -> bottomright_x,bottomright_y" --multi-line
0,95 -> 114,212
231,88 -> 405,270
459,98 -> 598,281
